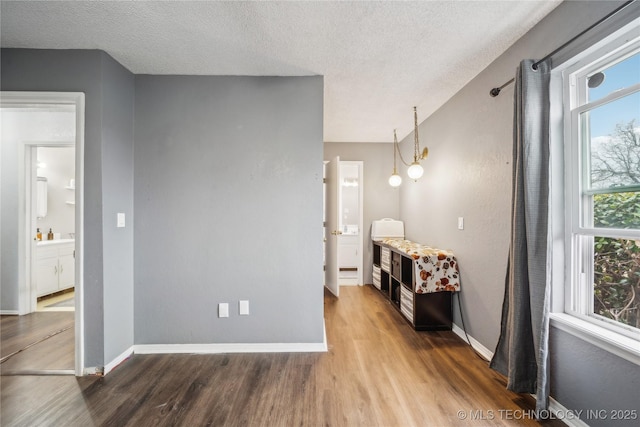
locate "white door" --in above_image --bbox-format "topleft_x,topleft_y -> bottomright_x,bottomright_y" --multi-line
325,156 -> 340,296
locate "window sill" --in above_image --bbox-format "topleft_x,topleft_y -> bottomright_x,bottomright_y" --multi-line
549,313 -> 640,366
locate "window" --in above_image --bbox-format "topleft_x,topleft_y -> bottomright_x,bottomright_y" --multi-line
554,21 -> 640,358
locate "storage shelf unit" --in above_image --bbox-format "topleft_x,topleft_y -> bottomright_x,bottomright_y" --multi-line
372,241 -> 452,330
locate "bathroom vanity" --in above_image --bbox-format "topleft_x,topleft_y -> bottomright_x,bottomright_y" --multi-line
36,239 -> 75,297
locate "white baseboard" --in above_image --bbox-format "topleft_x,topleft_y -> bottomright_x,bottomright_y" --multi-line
452,323 -> 494,361
135,320 -> 328,355
548,397 -> 590,427
0,310 -> 19,315
134,341 -> 327,355
104,346 -> 134,375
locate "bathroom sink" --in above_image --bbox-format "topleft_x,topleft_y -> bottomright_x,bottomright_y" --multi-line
37,238 -> 75,246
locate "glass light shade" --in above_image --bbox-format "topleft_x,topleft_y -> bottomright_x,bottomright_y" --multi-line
388,173 -> 402,187
407,162 -> 424,180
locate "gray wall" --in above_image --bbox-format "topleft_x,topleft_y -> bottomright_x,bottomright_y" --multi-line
397,1 -> 639,424
550,328 -> 640,426
134,75 -> 324,344
1,49 -> 135,368
101,54 -> 135,363
324,142 -> 400,284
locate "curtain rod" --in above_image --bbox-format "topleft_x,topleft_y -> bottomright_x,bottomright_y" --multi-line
489,0 -> 635,97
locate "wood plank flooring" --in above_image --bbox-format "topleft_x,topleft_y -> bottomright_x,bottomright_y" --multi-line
0,286 -> 565,426
0,311 -> 74,372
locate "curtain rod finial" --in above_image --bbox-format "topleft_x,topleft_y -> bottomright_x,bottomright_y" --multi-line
490,87 -> 501,97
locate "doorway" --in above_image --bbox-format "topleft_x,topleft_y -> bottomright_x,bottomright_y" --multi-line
324,158 -> 364,297
33,145 -> 76,314
0,91 -> 85,376
337,161 -> 364,286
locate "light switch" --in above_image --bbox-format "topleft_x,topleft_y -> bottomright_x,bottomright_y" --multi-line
117,213 -> 125,228
218,303 -> 229,318
458,217 -> 464,230
239,300 -> 250,316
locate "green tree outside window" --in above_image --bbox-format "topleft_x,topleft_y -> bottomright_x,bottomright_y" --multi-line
592,120 -> 640,329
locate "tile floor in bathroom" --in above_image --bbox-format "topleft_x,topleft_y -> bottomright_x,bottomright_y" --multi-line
37,290 -> 75,312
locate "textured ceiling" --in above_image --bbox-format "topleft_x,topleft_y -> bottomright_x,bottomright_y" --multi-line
0,1 -> 561,142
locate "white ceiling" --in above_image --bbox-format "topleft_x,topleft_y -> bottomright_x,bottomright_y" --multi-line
0,1 -> 561,142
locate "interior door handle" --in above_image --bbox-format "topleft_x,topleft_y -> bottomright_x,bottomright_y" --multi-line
331,230 -> 343,235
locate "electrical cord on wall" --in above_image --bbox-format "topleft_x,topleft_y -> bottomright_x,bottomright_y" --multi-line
455,291 -> 490,363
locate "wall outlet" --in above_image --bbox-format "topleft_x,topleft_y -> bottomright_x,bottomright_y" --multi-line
218,303 -> 229,318
239,300 -> 250,316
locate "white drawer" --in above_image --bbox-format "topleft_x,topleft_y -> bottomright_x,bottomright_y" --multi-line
37,246 -> 59,259
58,244 -> 74,257
400,285 -> 414,323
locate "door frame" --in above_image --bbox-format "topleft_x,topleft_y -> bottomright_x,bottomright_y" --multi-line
324,158 -> 365,295
2,91 -> 86,376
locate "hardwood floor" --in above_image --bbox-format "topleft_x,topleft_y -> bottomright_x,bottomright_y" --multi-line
0,311 -> 74,373
0,286 -> 565,426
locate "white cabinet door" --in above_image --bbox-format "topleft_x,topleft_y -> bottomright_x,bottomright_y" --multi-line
57,244 -> 75,291
338,235 -> 359,268
36,256 -> 59,297
58,253 -> 75,290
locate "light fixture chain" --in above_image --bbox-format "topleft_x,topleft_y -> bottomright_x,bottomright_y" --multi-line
413,106 -> 420,162
391,107 -> 424,168
393,130 -> 398,172
394,131 -> 413,167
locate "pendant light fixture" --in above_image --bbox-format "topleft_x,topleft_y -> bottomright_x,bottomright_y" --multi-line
388,129 -> 402,187
387,106 -> 428,186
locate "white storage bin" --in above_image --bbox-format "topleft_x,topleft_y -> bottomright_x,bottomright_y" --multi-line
381,247 -> 391,272
400,285 -> 414,323
372,265 -> 381,290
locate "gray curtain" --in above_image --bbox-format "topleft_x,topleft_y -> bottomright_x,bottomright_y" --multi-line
490,58 -> 551,412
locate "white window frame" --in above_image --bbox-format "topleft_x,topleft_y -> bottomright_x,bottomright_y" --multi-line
550,19 -> 640,366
